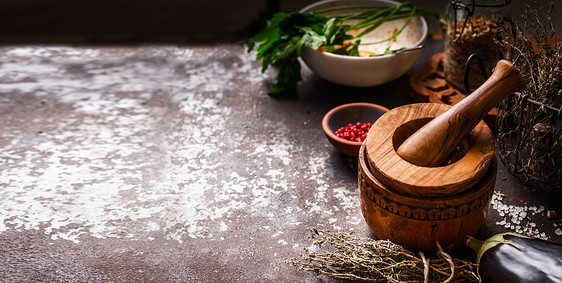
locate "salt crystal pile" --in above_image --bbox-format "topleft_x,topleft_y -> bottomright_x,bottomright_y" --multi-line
491,192 -> 549,240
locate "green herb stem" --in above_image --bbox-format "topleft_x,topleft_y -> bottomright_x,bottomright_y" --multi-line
313,5 -> 389,14
381,6 -> 416,53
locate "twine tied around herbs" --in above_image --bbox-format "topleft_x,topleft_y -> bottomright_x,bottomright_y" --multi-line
287,228 -> 478,282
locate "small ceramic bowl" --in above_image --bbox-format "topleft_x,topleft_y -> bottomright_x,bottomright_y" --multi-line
299,0 -> 428,87
322,102 -> 389,157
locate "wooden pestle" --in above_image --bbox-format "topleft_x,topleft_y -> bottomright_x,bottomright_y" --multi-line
396,60 -> 526,167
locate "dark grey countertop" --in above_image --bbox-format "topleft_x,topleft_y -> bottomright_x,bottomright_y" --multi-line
0,37 -> 560,282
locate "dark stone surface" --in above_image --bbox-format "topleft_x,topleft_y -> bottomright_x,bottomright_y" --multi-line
0,37 -> 560,282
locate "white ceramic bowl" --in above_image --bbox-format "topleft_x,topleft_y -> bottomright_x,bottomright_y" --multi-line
299,0 -> 428,87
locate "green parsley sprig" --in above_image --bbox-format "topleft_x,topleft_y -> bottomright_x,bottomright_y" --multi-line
247,1 -> 440,94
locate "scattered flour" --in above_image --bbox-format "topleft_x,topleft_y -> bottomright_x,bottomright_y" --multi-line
0,46 -> 361,245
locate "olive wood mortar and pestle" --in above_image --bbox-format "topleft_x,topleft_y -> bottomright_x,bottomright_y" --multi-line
358,60 -> 526,253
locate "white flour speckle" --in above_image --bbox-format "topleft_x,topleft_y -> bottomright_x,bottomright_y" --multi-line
0,45 -> 362,244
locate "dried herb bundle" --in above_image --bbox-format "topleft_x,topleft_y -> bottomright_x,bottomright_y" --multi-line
495,1 -> 562,189
287,228 -> 479,282
497,2 -> 562,106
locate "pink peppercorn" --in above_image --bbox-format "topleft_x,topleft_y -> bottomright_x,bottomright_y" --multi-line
335,122 -> 372,142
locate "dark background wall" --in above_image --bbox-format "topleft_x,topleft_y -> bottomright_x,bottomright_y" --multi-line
0,0 -> 559,43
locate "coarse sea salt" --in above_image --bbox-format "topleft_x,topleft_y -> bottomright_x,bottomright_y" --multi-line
491,192 -> 557,241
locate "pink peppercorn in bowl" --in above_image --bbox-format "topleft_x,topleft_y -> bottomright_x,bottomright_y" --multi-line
322,102 -> 389,157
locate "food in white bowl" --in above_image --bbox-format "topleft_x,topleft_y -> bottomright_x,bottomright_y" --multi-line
300,0 -> 429,87
248,0 -> 435,93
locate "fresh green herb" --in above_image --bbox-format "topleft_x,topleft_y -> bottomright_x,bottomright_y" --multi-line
247,2 -> 440,94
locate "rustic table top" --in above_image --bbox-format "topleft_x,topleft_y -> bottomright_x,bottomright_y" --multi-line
1,38 -> 560,282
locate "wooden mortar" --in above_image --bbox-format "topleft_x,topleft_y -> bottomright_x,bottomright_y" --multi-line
365,103 -> 494,197
359,60 -> 525,252
359,143 -> 496,253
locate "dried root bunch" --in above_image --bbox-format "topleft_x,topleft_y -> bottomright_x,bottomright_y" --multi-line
497,1 -> 562,106
287,228 -> 479,282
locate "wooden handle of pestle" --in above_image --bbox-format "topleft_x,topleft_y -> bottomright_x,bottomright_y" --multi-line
396,60 -> 526,167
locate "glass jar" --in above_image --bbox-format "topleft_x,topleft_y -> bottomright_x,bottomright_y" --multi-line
443,0 -> 511,91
